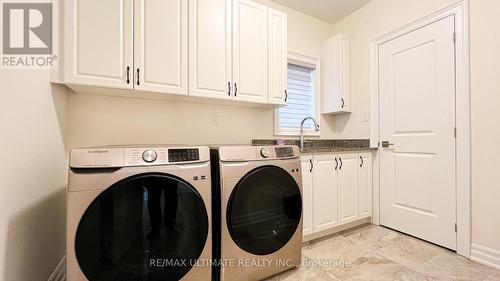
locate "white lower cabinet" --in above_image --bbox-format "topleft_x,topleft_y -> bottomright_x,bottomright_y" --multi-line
358,152 -> 373,217
301,151 -> 373,238
300,156 -> 314,236
312,154 -> 338,232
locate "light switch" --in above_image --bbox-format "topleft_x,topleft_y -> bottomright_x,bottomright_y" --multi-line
362,111 -> 369,122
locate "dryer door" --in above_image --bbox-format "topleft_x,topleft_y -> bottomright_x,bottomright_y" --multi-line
227,166 -> 302,255
75,174 -> 208,281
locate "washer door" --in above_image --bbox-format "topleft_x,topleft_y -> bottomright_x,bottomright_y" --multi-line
75,174 -> 208,281
227,166 -> 302,255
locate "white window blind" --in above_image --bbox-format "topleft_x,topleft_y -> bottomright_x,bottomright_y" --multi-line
278,63 -> 316,131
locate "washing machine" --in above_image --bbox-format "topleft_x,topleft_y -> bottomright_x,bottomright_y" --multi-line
211,145 -> 303,281
67,146 -> 213,281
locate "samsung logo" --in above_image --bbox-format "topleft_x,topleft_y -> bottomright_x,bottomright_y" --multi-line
87,149 -> 109,154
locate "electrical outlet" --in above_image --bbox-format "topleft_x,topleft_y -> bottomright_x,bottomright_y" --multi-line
212,112 -> 222,125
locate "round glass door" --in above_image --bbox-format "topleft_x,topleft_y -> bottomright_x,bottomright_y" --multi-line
227,166 -> 302,255
75,173 -> 208,281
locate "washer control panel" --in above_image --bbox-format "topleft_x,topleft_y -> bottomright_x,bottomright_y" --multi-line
275,147 -> 295,158
168,148 -> 200,163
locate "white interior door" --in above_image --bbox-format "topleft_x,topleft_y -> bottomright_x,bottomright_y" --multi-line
379,15 -> 457,250
65,0 -> 133,89
134,0 -> 188,95
232,0 -> 268,103
312,155 -> 337,232
189,0 -> 232,100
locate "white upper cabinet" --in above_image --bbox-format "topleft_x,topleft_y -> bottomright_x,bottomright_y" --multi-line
321,33 -> 351,114
64,0 -> 288,105
65,0 -> 133,89
337,153 -> 359,224
268,8 -> 288,105
312,154 -> 338,232
359,152 -> 372,217
300,156 -> 314,236
189,0 -> 232,100
232,0 -> 268,103
134,0 -> 188,95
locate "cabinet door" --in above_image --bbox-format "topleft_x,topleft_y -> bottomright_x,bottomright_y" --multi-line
300,156 -> 314,236
65,0 -> 133,89
312,154 -> 338,232
268,8 -> 287,105
321,34 -> 350,114
232,0 -> 268,103
134,0 -> 188,95
338,153 -> 359,224
359,152 -> 373,217
189,0 -> 232,100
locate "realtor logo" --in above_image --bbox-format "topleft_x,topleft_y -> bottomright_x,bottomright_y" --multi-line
3,3 -> 52,54
1,1 -> 57,68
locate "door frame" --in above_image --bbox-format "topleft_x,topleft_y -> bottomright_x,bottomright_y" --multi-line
369,1 -> 470,257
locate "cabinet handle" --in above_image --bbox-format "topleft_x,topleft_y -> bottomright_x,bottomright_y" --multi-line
309,159 -> 313,173
136,69 -> 140,86
334,158 -> 338,170
234,83 -> 238,96
228,82 -> 231,96
341,98 -> 345,109
126,66 -> 130,84
339,157 -> 343,170
360,156 -> 364,167
284,89 -> 288,102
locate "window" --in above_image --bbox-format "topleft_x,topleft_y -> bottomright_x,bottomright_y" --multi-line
275,53 -> 320,136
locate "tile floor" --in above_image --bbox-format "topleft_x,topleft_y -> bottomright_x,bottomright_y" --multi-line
267,224 -> 500,281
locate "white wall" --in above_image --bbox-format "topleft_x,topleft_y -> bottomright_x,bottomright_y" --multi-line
327,0 -> 500,259
0,70 -> 68,281
65,0 -> 336,148
470,0 -> 500,254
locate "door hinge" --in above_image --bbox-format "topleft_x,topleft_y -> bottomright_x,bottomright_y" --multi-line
453,33 -> 456,44
454,223 -> 457,233
454,127 -> 457,138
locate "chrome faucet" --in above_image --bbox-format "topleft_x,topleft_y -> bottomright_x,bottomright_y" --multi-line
300,117 -> 320,151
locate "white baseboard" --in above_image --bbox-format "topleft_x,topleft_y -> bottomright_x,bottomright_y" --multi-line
48,256 -> 66,281
471,243 -> 500,270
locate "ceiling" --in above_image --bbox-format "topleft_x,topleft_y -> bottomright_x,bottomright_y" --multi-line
271,0 -> 372,24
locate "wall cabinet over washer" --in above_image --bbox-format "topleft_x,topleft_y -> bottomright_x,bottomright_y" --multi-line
63,0 -> 287,106
301,151 -> 372,238
64,0 -> 188,95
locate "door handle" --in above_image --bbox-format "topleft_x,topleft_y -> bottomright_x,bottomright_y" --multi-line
381,141 -> 395,148
334,158 -> 338,170
126,66 -> 130,84
228,82 -> 231,96
309,159 -> 313,173
341,98 -> 345,109
234,83 -> 238,96
360,156 -> 364,167
284,89 -> 288,102
136,68 -> 140,86
339,157 -> 343,170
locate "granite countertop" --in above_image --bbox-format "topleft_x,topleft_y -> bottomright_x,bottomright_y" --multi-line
252,139 -> 378,155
